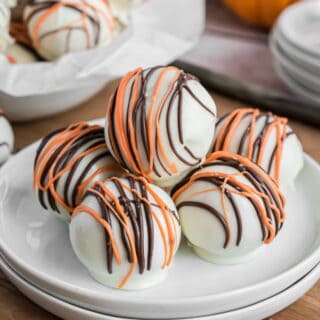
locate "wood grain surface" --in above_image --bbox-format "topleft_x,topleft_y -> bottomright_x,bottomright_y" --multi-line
1,81 -> 319,320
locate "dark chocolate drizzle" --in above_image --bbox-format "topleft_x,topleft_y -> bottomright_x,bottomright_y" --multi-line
34,123 -> 112,214
83,176 -> 179,274
172,155 -> 285,248
212,110 -> 295,177
107,66 -> 216,180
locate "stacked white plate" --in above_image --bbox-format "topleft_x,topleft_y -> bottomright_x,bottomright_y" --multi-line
0,119 -> 320,320
270,0 -> 320,104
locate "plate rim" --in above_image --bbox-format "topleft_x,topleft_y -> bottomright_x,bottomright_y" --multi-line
1,253 -> 320,320
272,60 -> 320,103
270,34 -> 320,91
271,27 -> 320,70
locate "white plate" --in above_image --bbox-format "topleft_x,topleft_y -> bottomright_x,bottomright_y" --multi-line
271,27 -> 320,72
0,125 -> 320,319
270,34 -> 320,93
272,60 -> 320,104
0,255 -> 119,320
277,0 -> 320,58
1,254 -> 319,320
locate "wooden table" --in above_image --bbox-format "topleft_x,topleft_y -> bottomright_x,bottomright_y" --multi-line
1,82 -> 319,319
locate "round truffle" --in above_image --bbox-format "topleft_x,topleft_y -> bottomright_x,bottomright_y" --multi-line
172,151 -> 286,264
33,122 -> 125,222
105,66 -> 217,188
211,108 -> 304,190
3,0 -> 17,8
0,110 -> 14,165
24,0 -> 116,61
108,0 -> 144,23
70,174 -> 181,290
0,2 -> 13,52
0,55 -> 7,64
5,43 -> 38,63
11,0 -> 27,22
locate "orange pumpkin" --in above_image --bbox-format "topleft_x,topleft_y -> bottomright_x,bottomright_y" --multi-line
223,0 -> 298,28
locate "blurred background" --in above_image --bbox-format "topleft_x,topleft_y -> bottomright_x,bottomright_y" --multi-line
179,0 -> 320,126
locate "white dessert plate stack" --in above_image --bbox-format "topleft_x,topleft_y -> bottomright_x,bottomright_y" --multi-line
0,119 -> 320,319
270,0 -> 320,103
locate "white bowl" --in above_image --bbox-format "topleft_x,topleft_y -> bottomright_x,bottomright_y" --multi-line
0,25 -> 133,122
0,0 -> 205,122
0,80 -> 108,121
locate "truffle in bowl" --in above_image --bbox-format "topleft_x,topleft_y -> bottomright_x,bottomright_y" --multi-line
0,0 -> 132,121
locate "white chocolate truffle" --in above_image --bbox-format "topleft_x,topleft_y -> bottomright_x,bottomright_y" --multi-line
0,3 -> 13,52
24,0 -> 116,61
0,110 -> 14,165
105,66 -> 217,188
108,0 -> 144,23
211,108 -> 304,191
33,122 -> 125,223
5,43 -> 38,63
11,0 -> 27,22
70,174 -> 181,290
172,151 -> 286,264
4,0 -> 17,8
0,54 -> 7,64
0,52 -> 17,64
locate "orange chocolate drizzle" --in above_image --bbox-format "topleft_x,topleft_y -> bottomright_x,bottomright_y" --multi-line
33,122 -> 123,215
25,0 -> 115,53
106,66 -> 216,182
6,54 -> 17,64
172,151 -> 285,248
72,174 -> 179,288
10,22 -> 33,48
212,108 -> 294,184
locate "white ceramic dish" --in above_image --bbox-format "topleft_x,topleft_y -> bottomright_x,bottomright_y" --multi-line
271,28 -> 320,73
272,60 -> 320,104
277,0 -> 320,58
0,120 -> 319,318
1,254 -> 319,320
270,36 -> 320,93
0,81 -> 108,121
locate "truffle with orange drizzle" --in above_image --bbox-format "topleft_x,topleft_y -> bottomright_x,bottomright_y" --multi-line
0,3 -> 37,64
70,174 -> 181,290
172,151 -> 285,264
105,66 -> 217,188
0,2 -> 13,52
23,0 -> 116,61
211,108 -> 303,190
108,0 -> 145,23
33,122 -> 125,222
4,43 -> 38,63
